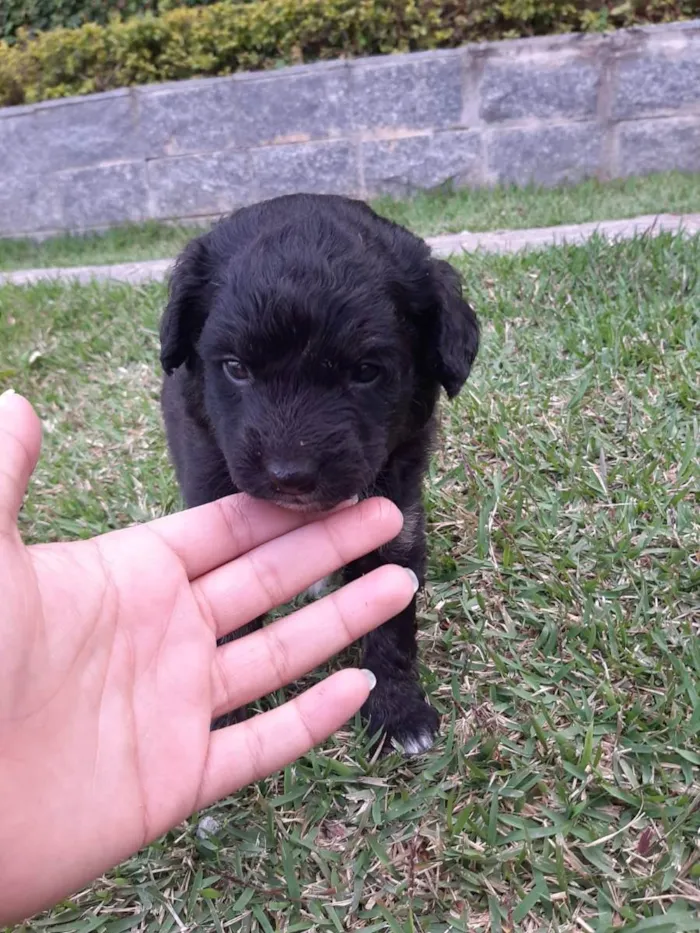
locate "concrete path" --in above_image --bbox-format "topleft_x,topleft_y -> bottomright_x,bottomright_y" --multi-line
2,213 -> 699,288
0,257 -> 173,288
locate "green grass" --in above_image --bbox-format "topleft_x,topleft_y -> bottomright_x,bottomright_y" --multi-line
2,171 -> 700,272
2,233 -> 699,932
375,171 -> 700,238
0,221 -> 204,274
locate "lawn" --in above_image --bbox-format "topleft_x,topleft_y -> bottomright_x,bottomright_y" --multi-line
1,233 -> 699,932
2,172 -> 700,272
375,171 -> 700,239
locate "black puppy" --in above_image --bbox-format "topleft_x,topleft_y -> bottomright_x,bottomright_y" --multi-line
159,193 -> 479,754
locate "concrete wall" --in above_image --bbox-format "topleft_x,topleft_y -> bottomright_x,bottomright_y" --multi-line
1,20 -> 700,238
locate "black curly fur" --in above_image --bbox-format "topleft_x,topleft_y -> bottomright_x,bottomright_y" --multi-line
159,193 -> 479,752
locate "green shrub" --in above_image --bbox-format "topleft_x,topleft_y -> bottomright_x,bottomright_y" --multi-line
0,0 -> 698,108
0,0 -> 229,43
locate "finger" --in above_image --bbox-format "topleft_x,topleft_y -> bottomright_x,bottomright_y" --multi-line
197,669 -> 373,807
143,493 -> 361,580
194,497 -> 404,639
211,564 -> 416,717
0,391 -> 42,537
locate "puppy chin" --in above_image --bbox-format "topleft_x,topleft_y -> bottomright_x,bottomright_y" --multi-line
274,494 -> 359,514
273,499 -> 322,513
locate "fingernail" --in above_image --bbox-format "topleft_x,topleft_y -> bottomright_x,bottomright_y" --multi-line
0,388 -> 15,408
361,669 -> 377,691
405,568 -> 420,593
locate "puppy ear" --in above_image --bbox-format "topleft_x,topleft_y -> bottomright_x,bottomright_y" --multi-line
160,235 -> 212,375
430,259 -> 479,398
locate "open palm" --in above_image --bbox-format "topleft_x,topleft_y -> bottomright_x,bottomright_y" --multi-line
0,392 -> 414,923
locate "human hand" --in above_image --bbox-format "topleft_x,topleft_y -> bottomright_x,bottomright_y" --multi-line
0,390 -> 416,923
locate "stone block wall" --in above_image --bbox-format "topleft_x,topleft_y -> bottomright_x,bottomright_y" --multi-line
1,20 -> 699,237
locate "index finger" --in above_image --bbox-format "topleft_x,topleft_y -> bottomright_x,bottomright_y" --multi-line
134,493 -> 355,580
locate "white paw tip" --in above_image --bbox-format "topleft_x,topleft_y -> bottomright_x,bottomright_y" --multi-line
303,576 -> 330,600
400,731 -> 435,756
196,816 -> 221,840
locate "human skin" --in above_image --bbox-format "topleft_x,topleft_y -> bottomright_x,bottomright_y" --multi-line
0,390 -> 417,922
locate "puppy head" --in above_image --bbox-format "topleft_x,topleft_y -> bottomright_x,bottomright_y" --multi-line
160,204 -> 478,510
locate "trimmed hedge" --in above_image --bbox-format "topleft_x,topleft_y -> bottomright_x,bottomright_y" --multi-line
1,0 -> 698,108
0,0 -> 236,44
2,2 -> 155,44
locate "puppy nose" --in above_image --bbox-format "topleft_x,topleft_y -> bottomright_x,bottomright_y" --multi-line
267,459 -> 317,495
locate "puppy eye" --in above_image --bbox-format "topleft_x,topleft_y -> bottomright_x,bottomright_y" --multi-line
351,362 -> 382,385
222,359 -> 251,383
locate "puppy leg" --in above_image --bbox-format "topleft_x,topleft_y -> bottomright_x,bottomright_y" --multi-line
346,508 -> 439,755
211,621 -> 263,729
362,599 -> 439,755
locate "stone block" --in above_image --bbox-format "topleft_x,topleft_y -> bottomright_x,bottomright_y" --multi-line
362,131 -> 482,196
147,151 -> 254,219
489,123 -> 604,186
237,66 -> 351,147
58,163 -> 150,230
480,57 -> 601,123
618,118 -> 700,175
137,66 -> 351,156
252,141 -> 358,200
0,92 -> 142,178
352,52 -> 462,132
0,175 -> 61,236
612,46 -> 700,119
137,79 -> 243,157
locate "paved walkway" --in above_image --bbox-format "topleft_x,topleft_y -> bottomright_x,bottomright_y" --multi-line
2,213 -> 700,288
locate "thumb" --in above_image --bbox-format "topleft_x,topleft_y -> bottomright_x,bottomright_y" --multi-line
0,391 -> 42,537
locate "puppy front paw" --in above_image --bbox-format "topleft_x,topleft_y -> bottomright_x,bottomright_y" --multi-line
301,574 -> 332,601
362,680 -> 439,756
